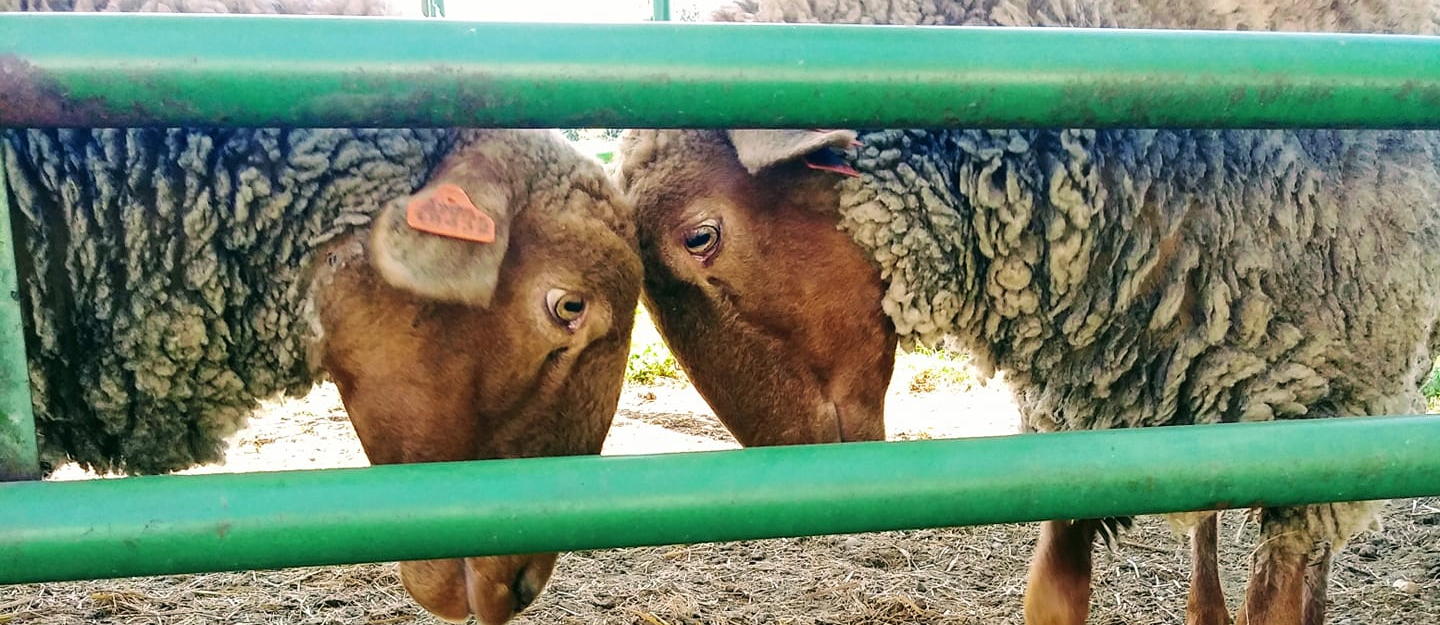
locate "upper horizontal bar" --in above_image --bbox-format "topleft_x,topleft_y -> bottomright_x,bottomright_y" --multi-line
1,415 -> 1438,584
3,14 -> 1440,129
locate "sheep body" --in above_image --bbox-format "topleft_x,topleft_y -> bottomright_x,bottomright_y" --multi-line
618,0 -> 1440,620
4,3 -> 647,620
6,126 -> 456,475
718,0 -> 1440,552
846,125 -> 1440,546
738,0 -> 1438,31
3,0 -> 457,475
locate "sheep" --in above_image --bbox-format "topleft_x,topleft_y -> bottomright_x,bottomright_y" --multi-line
2,0 -> 445,479
614,1 -> 1440,624
4,2 -> 643,623
315,128 -> 640,625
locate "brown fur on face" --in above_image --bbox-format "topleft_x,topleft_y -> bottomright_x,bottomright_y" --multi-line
312,130 -> 640,625
617,129 -> 894,446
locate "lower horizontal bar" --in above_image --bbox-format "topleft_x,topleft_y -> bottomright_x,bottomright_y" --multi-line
1,415 -> 1438,584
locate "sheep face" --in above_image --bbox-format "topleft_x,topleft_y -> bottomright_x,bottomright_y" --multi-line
616,129 -> 894,446
313,131 -> 641,625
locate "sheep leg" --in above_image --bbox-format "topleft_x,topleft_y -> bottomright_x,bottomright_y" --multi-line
1024,519 -> 1099,625
1300,544 -> 1333,625
1186,513 -> 1231,625
1233,515 -> 1308,625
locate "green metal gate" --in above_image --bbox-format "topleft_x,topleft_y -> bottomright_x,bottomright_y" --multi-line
1,11 -> 1439,584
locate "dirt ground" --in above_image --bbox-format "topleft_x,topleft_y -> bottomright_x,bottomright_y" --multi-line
4,359 -> 1438,624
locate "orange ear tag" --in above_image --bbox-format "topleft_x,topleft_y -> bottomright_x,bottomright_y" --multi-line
405,183 -> 497,243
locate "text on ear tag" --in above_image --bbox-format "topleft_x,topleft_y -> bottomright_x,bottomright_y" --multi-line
405,183 -> 497,243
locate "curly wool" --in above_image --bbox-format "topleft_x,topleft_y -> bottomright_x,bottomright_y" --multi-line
728,0 -> 1438,30
714,0 -> 1440,550
3,0 -> 459,475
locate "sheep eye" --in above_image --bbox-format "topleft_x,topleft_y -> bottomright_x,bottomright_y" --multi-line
546,289 -> 586,326
683,222 -> 720,256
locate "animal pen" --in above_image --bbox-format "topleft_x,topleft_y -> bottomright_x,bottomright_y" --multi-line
2,5 -> 1440,591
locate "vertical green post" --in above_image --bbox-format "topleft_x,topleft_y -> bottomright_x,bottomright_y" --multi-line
652,0 -> 669,21
0,153 -> 39,482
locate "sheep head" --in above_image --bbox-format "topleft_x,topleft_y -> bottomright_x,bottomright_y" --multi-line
312,130 -> 640,625
615,128 -> 895,447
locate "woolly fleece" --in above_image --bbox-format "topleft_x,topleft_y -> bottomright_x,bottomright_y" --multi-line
2,0 -> 455,475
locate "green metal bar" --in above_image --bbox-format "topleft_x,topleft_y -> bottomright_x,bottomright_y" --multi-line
1,415 -> 1437,584
4,15 -> 1440,129
652,0 -> 669,22
0,151 -> 39,483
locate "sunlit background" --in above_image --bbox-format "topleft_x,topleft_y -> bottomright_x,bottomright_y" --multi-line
389,0 -> 730,157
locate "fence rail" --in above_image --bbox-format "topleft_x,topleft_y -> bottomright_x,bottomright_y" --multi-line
0,157 -> 36,483
4,15 -> 1440,129
2,415 -> 1438,584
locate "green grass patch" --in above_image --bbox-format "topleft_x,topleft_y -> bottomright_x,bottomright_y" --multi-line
898,343 -> 975,394
1424,358 -> 1440,413
626,343 -> 684,385
624,306 -> 687,386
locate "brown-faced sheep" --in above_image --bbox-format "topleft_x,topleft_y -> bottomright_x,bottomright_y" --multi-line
3,3 -> 642,624
615,1 -> 1440,624
315,129 -> 639,625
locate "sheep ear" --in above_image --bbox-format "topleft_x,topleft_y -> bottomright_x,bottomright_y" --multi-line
368,181 -> 513,308
726,129 -> 859,175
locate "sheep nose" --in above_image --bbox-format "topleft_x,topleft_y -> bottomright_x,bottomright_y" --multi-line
512,567 -> 541,613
